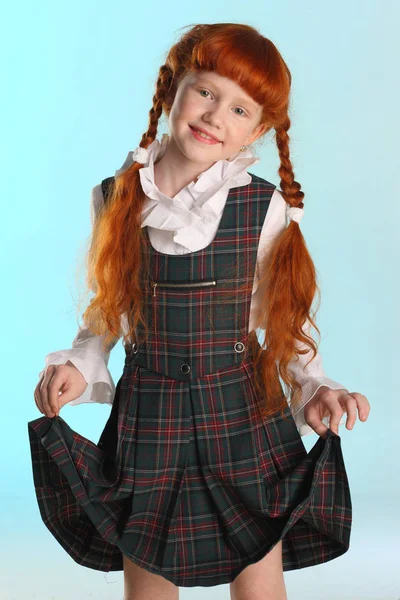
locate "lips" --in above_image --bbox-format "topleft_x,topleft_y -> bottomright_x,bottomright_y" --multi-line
189,125 -> 221,142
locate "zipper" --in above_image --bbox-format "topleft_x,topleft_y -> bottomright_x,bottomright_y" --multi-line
152,280 -> 217,297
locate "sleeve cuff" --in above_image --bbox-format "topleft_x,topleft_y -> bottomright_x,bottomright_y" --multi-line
289,381 -> 349,436
39,350 -> 116,406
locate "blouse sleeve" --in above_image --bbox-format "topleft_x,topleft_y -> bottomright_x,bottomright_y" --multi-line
38,184 -> 121,406
251,188 -> 348,437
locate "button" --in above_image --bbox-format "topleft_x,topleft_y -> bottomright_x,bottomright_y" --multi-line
132,343 -> 139,354
234,341 -> 245,353
180,363 -> 191,374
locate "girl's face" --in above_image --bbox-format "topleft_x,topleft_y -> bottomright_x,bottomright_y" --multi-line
167,70 -> 268,166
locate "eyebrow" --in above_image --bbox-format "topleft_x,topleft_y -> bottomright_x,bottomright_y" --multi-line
194,76 -> 258,109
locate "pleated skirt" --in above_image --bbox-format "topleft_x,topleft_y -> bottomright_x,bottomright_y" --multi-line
27,354 -> 352,587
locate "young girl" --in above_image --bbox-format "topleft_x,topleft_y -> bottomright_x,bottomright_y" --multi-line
28,22 -> 370,600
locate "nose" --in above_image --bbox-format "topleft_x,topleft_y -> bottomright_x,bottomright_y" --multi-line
202,106 -> 224,132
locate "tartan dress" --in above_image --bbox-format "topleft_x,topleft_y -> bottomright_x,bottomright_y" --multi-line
27,173 -> 352,588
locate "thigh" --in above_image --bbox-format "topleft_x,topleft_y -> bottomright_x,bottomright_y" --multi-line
122,554 -> 179,600
229,540 -> 287,600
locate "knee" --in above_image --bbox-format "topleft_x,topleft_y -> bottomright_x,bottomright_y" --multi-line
123,554 -> 179,600
229,540 -> 286,600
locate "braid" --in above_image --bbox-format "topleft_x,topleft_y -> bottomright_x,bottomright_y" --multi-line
275,116 -> 304,212
138,64 -> 174,150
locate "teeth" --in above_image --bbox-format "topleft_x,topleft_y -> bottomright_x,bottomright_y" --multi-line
193,127 -> 214,140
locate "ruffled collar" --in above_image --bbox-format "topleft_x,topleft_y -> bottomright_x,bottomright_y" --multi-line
114,133 -> 260,251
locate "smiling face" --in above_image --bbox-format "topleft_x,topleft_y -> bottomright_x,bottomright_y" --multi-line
166,70 -> 269,166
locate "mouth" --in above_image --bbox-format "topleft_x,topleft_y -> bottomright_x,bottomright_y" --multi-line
189,124 -> 222,143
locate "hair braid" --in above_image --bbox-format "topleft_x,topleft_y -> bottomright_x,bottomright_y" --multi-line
139,64 -> 174,150
249,115 -> 321,419
275,116 -> 304,210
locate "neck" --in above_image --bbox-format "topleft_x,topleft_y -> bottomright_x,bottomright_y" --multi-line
153,135 -> 220,198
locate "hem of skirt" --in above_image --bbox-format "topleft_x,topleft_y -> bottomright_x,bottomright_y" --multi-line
37,522 -> 349,587
27,417 -> 351,587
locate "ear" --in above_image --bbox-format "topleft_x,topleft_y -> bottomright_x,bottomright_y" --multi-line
165,91 -> 174,110
165,72 -> 186,110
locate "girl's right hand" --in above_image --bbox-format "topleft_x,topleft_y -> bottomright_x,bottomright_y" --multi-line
34,361 -> 88,418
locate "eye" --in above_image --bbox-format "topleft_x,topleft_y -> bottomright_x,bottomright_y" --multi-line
199,89 -> 211,98
234,107 -> 246,117
197,89 -> 248,117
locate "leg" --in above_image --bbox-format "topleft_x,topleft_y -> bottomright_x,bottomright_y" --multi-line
229,540 -> 287,600
122,553 -> 179,600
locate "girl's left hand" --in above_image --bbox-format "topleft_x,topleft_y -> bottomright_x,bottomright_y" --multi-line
303,386 -> 370,438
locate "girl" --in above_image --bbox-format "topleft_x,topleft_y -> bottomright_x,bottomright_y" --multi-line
29,22 -> 370,600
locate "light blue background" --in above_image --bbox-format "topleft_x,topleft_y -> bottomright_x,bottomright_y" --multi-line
2,0 -> 398,598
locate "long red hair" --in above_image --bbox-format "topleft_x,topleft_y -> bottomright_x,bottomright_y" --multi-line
80,23 -> 321,421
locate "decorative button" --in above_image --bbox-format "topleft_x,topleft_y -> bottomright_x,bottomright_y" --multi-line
234,341 -> 245,353
132,343 -> 139,354
180,363 -> 191,374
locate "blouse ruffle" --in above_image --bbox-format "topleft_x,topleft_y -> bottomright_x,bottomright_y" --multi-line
114,133 -> 261,253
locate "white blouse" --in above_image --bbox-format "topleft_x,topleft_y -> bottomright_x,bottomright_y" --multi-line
39,134 -> 348,436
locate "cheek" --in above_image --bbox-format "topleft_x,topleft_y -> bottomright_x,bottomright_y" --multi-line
177,95 -> 200,119
236,124 -> 254,142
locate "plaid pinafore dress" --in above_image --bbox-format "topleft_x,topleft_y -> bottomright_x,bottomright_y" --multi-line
27,173 -> 352,588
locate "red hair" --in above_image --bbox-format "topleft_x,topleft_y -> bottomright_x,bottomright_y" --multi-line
80,23 -> 321,421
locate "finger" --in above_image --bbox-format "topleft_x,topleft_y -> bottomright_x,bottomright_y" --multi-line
40,366 -> 57,417
35,368 -> 49,414
344,395 -> 358,430
328,404 -> 345,435
48,366 -> 68,415
352,392 -> 371,421
34,380 -> 44,413
48,377 -> 61,415
304,403 -> 330,438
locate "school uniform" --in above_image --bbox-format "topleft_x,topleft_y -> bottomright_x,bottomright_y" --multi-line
27,134 -> 352,587
34,134 -> 348,437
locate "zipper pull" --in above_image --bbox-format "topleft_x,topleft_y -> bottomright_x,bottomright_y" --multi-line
153,282 -> 157,297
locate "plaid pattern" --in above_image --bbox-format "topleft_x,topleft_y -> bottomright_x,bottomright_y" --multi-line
27,173 -> 352,587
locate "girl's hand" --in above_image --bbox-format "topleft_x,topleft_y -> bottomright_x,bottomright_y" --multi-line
34,361 -> 88,418
303,386 -> 370,438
